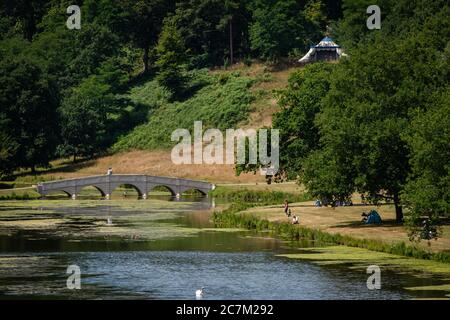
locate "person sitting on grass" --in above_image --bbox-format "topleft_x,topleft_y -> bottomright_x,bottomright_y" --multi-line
292,215 -> 299,224
361,212 -> 368,223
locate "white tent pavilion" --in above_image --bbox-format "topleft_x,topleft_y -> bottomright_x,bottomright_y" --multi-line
298,36 -> 347,64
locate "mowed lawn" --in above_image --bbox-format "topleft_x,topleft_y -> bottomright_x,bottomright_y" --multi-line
241,199 -> 450,254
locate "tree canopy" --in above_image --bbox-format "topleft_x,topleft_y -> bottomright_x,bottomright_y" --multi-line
0,0 -> 448,240
238,0 -> 449,237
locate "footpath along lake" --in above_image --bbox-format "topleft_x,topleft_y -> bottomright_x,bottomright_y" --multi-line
0,197 -> 446,299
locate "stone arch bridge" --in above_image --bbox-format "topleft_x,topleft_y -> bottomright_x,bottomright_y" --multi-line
36,175 -> 215,199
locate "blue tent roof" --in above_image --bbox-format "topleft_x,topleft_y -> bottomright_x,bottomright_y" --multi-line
310,36 -> 341,49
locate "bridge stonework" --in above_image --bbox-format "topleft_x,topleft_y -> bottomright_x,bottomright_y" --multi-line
36,175 -> 215,199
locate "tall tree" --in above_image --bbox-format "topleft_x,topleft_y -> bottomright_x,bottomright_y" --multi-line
0,56 -> 58,173
316,29 -> 448,221
170,0 -> 250,67
123,0 -> 175,73
272,63 -> 335,180
1,0 -> 51,41
402,89 -> 450,240
155,16 -> 188,99
58,77 -> 115,162
249,0 -> 325,61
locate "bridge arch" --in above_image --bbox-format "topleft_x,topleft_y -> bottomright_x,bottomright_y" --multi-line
44,189 -> 73,198
149,185 -> 176,197
92,185 -> 107,197
181,188 -> 208,196
110,183 -> 144,199
76,185 -> 106,198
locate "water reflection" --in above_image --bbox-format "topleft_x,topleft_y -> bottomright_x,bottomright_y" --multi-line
0,200 -> 446,299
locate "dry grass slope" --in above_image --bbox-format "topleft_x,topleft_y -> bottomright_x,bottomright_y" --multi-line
13,63 -> 299,184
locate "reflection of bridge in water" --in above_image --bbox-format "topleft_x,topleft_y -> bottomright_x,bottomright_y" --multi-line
36,175 -> 215,199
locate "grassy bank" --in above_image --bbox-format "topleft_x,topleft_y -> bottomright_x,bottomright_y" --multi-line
211,185 -> 310,205
212,202 -> 450,264
0,187 -> 40,200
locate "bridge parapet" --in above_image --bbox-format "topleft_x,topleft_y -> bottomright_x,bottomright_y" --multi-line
36,175 -> 215,199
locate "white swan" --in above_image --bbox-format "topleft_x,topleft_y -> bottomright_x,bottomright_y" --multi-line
195,287 -> 204,299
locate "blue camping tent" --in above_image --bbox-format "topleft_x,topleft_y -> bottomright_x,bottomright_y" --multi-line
366,210 -> 382,224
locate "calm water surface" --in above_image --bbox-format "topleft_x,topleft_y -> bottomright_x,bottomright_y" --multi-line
0,198 -> 445,299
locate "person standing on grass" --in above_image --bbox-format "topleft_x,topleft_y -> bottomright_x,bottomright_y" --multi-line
284,199 -> 289,216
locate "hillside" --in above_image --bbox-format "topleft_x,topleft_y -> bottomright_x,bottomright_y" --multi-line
113,63 -> 296,151
12,63 -> 299,184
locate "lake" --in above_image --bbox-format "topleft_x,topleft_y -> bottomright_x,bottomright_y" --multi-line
0,197 -> 444,299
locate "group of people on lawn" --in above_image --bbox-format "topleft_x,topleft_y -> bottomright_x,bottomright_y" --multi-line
284,199 -> 384,226
283,200 -> 299,224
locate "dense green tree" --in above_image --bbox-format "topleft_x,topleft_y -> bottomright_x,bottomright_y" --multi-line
122,0 -> 175,73
58,77 -> 115,162
0,131 -> 18,177
316,26 -> 448,221
249,0 -> 326,61
272,63 -> 335,179
402,89 -> 450,240
300,147 -> 355,204
0,7 -> 16,40
33,1 -> 134,92
0,57 -> 58,173
0,0 -> 51,41
155,16 -> 188,99
96,56 -> 132,93
333,0 -> 449,51
249,0 -> 304,61
68,23 -> 121,84
170,0 -> 250,67
83,0 -> 129,34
